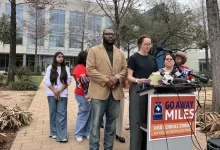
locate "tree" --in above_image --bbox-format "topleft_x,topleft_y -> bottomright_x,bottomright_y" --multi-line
24,1 -> 57,72
95,0 -> 141,48
201,0 -> 209,71
0,14 -> 11,44
192,0 -> 210,71
120,11 -> 144,57
7,0 -> 17,87
6,0 -> 66,86
142,1 -> 204,55
206,0 -> 220,112
69,0 -> 101,51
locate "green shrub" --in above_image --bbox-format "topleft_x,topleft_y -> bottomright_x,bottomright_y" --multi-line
29,71 -> 42,76
15,66 -> 42,77
12,78 -> 38,90
15,67 -> 31,80
0,74 -> 6,86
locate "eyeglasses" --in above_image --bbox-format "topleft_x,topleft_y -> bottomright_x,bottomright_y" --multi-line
103,33 -> 115,36
165,58 -> 173,61
142,43 -> 152,47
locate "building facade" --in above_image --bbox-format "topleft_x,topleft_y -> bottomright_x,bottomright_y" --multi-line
0,0 -> 111,72
185,49 -> 211,72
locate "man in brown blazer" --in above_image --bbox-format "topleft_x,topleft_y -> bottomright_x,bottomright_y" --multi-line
86,28 -> 127,150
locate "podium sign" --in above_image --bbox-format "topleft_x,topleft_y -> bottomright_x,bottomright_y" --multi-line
149,95 -> 196,141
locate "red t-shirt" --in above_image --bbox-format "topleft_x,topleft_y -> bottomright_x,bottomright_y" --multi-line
121,80 -> 127,88
181,65 -> 193,80
72,64 -> 88,96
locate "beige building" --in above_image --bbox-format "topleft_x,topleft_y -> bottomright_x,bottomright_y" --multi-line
185,49 -> 211,72
0,0 -> 111,71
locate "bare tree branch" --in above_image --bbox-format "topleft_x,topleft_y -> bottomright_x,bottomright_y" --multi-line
95,0 -> 116,27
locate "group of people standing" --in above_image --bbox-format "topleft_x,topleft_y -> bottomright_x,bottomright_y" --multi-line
44,28 -> 191,150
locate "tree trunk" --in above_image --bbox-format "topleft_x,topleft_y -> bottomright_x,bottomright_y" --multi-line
34,5 -> 38,72
205,47 -> 209,71
115,25 -> 120,48
127,43 -> 130,58
34,37 -> 38,72
6,0 -> 16,87
114,1 -> 120,48
206,0 -> 220,112
202,0 -> 209,71
81,29 -> 85,51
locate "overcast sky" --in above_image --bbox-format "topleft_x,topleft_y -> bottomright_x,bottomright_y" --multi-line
178,0 -> 200,8
178,0 -> 191,5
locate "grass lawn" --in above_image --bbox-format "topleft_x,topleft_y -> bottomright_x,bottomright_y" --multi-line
32,76 -> 43,86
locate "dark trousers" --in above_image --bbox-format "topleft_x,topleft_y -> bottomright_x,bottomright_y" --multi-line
129,84 -> 148,150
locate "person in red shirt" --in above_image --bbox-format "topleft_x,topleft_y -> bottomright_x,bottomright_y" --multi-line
175,51 -> 193,80
72,51 -> 90,143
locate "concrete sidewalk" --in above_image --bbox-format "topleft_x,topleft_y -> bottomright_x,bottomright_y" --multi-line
10,79 -> 207,150
10,80 -> 130,150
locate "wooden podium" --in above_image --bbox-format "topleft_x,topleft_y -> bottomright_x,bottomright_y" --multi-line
137,85 -> 197,150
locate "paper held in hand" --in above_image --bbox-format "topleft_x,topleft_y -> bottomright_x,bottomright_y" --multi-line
147,72 -> 163,86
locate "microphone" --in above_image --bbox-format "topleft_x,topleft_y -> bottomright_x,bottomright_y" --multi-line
159,70 -> 173,85
181,68 -> 209,84
170,68 -> 182,78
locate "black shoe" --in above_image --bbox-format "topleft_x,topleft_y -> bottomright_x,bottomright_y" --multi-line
116,135 -> 125,143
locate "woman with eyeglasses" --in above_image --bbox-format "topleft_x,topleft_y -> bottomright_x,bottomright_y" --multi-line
127,35 -> 158,150
159,53 -> 175,74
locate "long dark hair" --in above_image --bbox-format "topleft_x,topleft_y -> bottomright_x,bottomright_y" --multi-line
50,52 -> 67,85
76,51 -> 88,66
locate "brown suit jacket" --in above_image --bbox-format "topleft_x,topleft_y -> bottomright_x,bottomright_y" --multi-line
86,44 -> 127,100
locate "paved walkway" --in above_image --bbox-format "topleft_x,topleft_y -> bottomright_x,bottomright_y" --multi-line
10,79 -> 130,150
10,79 -> 207,150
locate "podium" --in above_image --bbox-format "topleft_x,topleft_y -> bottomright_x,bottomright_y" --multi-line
137,85 -> 197,150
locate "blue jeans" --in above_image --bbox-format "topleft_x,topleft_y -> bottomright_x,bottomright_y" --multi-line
75,94 -> 91,138
47,96 -> 68,142
89,93 -> 120,150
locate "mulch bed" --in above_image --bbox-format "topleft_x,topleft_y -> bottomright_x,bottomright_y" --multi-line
0,129 -> 17,150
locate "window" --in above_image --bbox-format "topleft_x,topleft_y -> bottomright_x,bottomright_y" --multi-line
69,11 -> 84,49
5,4 -> 24,45
0,3 -> 2,16
199,59 -> 211,71
27,5 -> 45,46
49,10 -> 65,47
28,37 -> 44,46
88,15 -> 102,47
105,17 -> 112,28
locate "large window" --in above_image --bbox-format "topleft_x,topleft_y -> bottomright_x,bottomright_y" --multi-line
88,15 -> 102,47
199,59 -> 211,71
69,11 -> 84,49
0,3 -> 2,16
27,5 -> 45,46
6,4 -> 24,45
49,10 -> 65,47
105,17 -> 112,28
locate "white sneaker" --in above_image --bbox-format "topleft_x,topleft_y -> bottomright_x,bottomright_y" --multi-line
87,136 -> 89,140
52,135 -> 56,139
76,137 -> 83,142
61,139 -> 68,142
